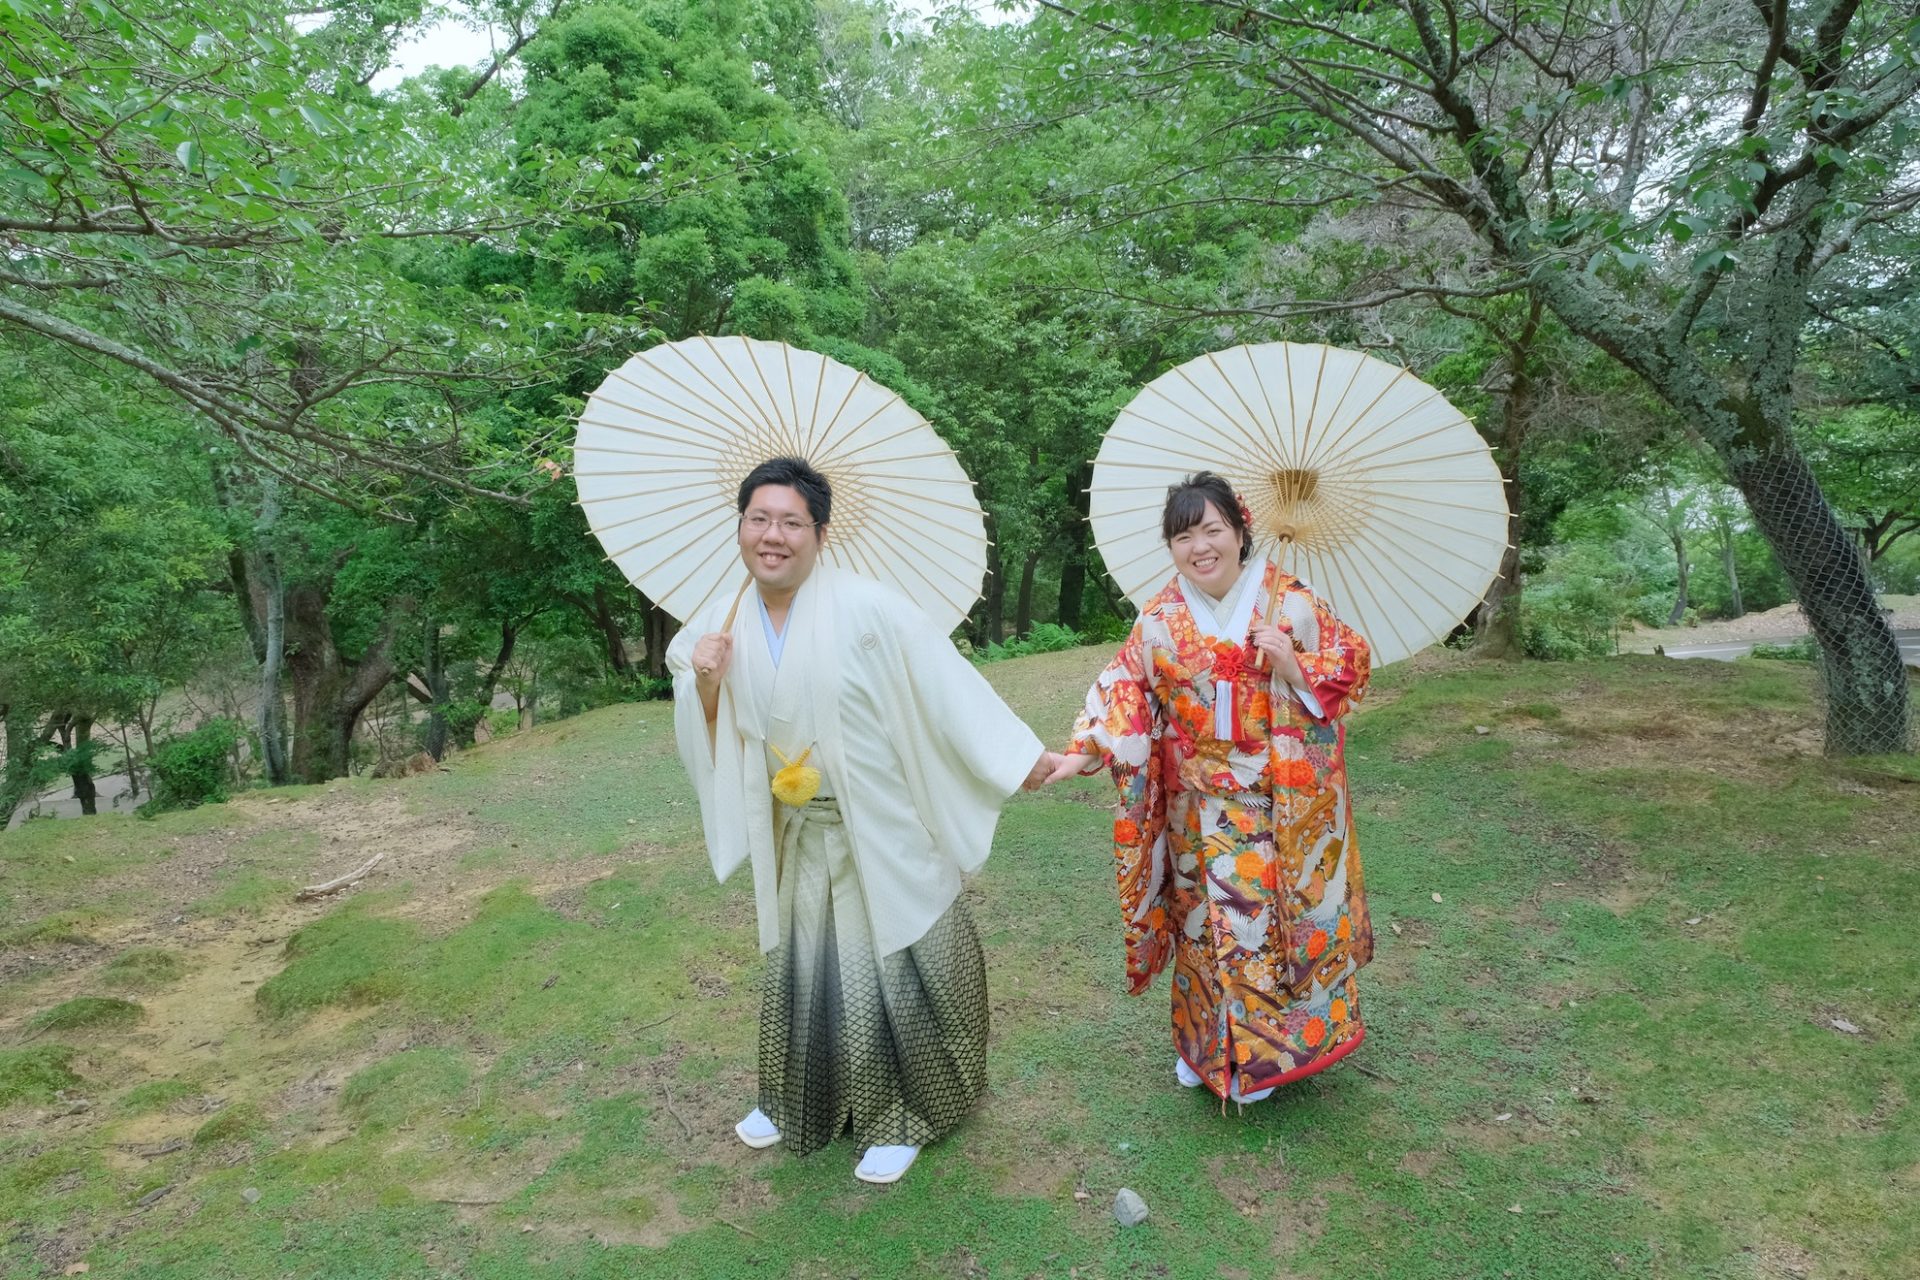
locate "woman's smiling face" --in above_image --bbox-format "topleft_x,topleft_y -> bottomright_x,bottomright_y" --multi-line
1169,499 -> 1245,595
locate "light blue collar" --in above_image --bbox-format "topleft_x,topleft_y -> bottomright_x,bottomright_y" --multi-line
757,591 -> 787,667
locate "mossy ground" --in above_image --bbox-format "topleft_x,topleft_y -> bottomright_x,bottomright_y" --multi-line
1,649 -> 1913,1278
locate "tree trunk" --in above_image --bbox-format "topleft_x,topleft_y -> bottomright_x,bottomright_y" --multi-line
1014,548 -> 1042,637
980,513 -> 1006,644
459,617 -> 520,747
1057,462 -> 1094,632
227,474 -> 291,785
116,721 -> 140,799
1473,539 -> 1523,658
68,716 -> 97,815
1666,534 -> 1690,626
1719,518 -> 1745,618
255,546 -> 291,784
1470,394 -> 1526,656
566,585 -> 631,677
0,703 -> 47,826
284,579 -> 409,785
642,594 -> 675,681
422,617 -> 451,762
1724,438 -> 1909,753
1472,297 -> 1541,659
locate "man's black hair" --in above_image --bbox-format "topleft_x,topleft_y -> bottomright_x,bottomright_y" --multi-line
736,456 -> 832,527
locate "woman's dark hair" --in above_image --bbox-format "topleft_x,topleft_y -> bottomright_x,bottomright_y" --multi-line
737,455 -> 832,527
1162,471 -> 1251,563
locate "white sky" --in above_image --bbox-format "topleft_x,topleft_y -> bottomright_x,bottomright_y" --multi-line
374,2 -> 1029,92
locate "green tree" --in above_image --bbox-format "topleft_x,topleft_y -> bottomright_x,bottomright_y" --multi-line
1800,405 -> 1920,565
1029,0 -> 1919,752
0,348 -> 230,821
0,0 -> 654,512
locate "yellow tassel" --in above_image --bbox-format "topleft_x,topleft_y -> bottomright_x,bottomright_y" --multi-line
769,744 -> 821,807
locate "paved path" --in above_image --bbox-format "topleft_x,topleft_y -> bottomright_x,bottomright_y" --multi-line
1664,629 -> 1920,668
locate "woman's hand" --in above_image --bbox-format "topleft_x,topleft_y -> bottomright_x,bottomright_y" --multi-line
1022,750 -> 1061,791
1250,623 -> 1307,687
1043,752 -> 1101,785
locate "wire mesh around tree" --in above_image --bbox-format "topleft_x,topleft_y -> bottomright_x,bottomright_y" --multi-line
1729,440 -> 1915,755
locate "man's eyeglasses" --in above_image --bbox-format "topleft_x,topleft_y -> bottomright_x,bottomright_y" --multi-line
741,513 -> 816,535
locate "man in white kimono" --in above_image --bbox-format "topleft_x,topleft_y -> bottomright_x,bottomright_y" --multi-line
666,456 -> 1055,1185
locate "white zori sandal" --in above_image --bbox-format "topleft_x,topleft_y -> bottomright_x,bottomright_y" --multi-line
734,1108 -> 782,1149
854,1144 -> 919,1184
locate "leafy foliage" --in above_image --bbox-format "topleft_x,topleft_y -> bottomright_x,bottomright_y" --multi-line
143,719 -> 242,813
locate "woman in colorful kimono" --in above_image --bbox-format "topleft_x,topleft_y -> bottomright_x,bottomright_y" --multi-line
1047,471 -> 1373,1104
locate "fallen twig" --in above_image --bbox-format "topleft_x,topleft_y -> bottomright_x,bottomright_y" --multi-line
1348,1060 -> 1400,1085
660,1084 -> 693,1140
296,852 -> 386,901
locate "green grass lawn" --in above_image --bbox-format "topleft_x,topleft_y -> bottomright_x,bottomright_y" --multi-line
1,650 -> 1914,1279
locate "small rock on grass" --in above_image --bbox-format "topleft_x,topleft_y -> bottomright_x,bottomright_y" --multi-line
1113,1188 -> 1149,1226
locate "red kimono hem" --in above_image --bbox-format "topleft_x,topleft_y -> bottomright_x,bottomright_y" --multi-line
1178,1024 -> 1368,1101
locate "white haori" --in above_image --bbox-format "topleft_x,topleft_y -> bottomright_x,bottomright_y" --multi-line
669,564 -> 1043,958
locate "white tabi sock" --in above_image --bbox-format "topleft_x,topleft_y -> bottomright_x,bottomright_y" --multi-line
854,1144 -> 919,1184
1175,1057 -> 1204,1088
1228,1075 -> 1275,1104
734,1108 -> 782,1149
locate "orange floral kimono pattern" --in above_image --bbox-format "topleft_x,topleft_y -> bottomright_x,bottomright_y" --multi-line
1070,560 -> 1373,1099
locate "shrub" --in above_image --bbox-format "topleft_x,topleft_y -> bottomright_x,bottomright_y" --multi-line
143,718 -> 240,813
1082,614 -> 1136,644
975,622 -> 1087,664
1750,636 -> 1817,661
1520,541 -> 1649,659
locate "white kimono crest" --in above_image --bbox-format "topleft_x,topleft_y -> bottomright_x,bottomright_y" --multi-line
667,565 -> 1043,958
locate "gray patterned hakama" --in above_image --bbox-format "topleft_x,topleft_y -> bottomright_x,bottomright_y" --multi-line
756,798 -> 989,1156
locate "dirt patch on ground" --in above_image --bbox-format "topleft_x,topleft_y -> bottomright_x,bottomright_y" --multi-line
1396,1148 -> 1443,1178
1548,697 -> 1823,774
1208,1152 -> 1349,1271
1753,1238 -> 1820,1278
1446,1112 -> 1542,1154
0,939 -> 107,985
532,1201 -> 701,1249
972,1073 -> 1093,1200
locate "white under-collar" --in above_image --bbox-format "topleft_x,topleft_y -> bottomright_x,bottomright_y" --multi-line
1180,559 -> 1264,643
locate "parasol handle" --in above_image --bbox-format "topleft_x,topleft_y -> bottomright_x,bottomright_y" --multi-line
698,579 -> 754,677
721,577 -> 752,631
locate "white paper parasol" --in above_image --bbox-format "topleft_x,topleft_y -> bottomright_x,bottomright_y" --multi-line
1088,342 -> 1507,666
573,336 -> 988,631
